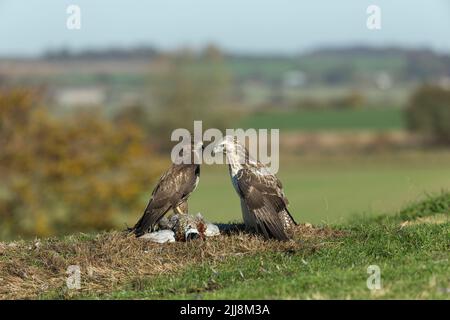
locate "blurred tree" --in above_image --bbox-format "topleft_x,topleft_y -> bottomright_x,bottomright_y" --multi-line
405,85 -> 450,145
114,104 -> 151,131
202,43 -> 224,62
0,88 -> 162,239
332,90 -> 366,110
149,46 -> 237,151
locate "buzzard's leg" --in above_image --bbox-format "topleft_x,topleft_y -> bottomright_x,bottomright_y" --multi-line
174,201 -> 188,215
174,206 -> 183,215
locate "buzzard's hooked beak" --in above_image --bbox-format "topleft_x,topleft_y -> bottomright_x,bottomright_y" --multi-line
212,144 -> 224,156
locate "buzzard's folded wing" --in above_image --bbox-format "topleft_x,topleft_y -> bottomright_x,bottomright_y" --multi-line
133,164 -> 198,236
236,168 -> 294,240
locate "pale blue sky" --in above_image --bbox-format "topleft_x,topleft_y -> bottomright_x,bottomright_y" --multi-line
1,0 -> 449,56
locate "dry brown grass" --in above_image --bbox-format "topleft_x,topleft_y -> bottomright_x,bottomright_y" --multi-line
0,224 -> 345,299
399,213 -> 449,228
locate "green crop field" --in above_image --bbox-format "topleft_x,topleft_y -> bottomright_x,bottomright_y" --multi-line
183,151 -> 450,226
239,108 -> 405,131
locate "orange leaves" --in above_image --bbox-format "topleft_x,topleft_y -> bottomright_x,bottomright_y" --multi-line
0,88 -> 161,239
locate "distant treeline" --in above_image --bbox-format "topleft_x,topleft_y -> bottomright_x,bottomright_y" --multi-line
35,45 -> 450,90
43,46 -> 160,61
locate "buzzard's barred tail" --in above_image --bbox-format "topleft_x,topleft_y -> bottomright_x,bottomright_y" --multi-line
257,218 -> 290,241
132,205 -> 170,237
133,214 -> 155,237
131,216 -> 147,237
253,205 -> 291,241
283,208 -> 298,226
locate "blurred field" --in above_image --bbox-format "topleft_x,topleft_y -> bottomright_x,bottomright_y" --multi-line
184,151 -> 450,225
2,47 -> 450,241
239,108 -> 404,131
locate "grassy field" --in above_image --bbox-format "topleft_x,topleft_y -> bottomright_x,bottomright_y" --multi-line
239,108 -> 404,131
183,151 -> 450,226
1,192 -> 448,299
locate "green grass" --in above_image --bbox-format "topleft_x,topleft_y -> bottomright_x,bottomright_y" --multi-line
239,108 -> 405,131
3,192 -> 448,299
91,192 -> 450,299
182,152 -> 450,226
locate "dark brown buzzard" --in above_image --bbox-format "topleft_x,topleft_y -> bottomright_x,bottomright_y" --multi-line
132,139 -> 203,237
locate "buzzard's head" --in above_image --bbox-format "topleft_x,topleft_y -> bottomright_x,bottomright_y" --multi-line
177,137 -> 204,164
193,138 -> 204,153
192,138 -> 204,164
212,135 -> 240,155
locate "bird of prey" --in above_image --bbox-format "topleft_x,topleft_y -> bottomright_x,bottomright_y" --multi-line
132,139 -> 203,237
213,136 -> 297,241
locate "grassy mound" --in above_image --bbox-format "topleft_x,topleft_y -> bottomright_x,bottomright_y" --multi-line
0,192 -> 448,299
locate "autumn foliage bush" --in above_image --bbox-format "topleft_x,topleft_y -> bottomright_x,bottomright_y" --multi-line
405,85 -> 450,145
0,88 -> 162,239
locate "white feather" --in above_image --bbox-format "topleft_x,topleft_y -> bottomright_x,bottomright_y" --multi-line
138,229 -> 175,243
